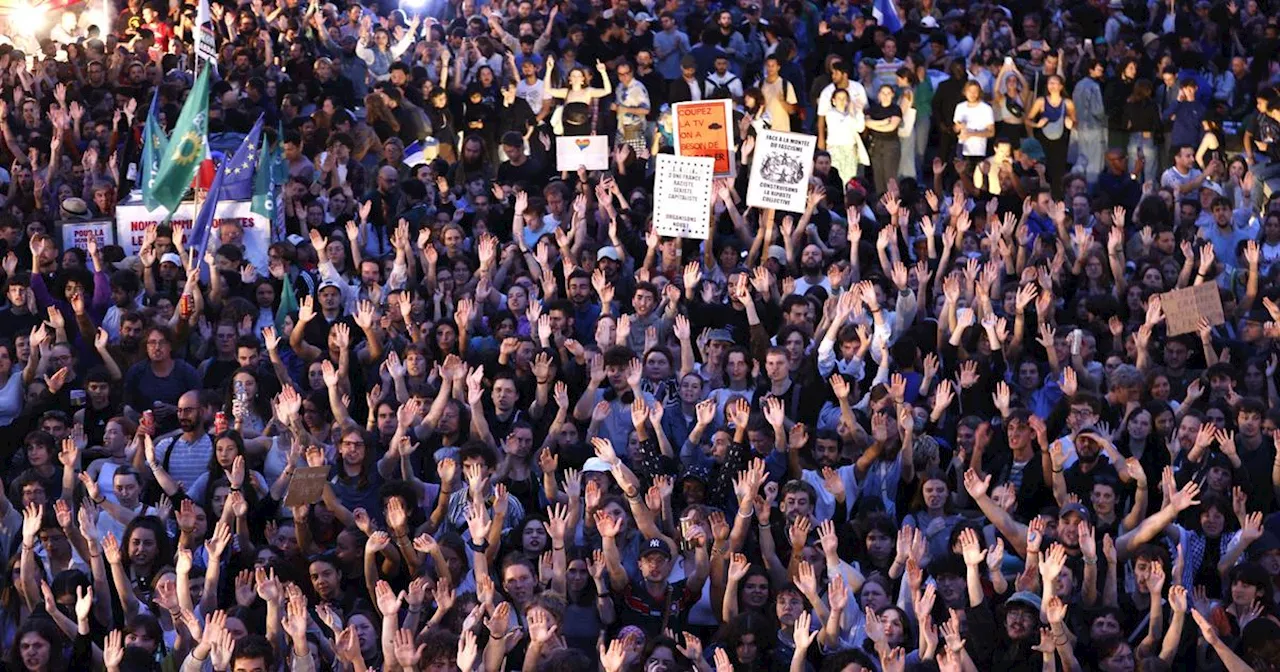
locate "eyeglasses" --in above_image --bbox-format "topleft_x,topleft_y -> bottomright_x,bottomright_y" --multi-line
340,439 -> 365,448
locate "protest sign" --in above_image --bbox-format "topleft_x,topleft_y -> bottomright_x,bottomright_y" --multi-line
673,100 -> 735,177
116,198 -> 272,270
1160,282 -> 1224,336
58,219 -> 115,253
284,466 -> 332,507
746,130 -> 817,212
652,154 -> 715,240
555,135 -> 610,171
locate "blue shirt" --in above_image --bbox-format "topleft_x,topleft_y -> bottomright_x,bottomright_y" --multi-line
1165,100 -> 1206,148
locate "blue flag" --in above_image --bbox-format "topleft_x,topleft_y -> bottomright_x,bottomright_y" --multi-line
189,118 -> 262,264
220,115 -> 264,201
140,89 -> 169,210
873,0 -> 902,32
188,155 -> 226,267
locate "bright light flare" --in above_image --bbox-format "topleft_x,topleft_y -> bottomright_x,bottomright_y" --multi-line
11,2 -> 46,35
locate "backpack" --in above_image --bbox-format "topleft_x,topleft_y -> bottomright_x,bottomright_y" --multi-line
708,74 -> 739,100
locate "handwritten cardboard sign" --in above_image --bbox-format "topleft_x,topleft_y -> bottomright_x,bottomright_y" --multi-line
284,466 -> 332,507
652,154 -> 715,240
746,129 -> 817,213
555,135 -> 610,171
1160,282 -> 1224,336
673,100 -> 735,177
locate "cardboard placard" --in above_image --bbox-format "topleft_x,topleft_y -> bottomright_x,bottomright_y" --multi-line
746,130 -> 818,213
555,135 -> 610,171
652,154 -> 715,240
1160,282 -> 1225,336
115,197 -> 272,271
58,219 -> 116,254
673,100 -> 735,177
283,466 -> 332,507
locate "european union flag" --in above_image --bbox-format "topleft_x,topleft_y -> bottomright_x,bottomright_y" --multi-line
189,115 -> 263,266
220,116 -> 263,201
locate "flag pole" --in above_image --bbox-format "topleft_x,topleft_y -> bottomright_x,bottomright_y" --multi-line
191,55 -> 202,276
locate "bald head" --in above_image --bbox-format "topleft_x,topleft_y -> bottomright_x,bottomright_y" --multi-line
177,391 -> 204,434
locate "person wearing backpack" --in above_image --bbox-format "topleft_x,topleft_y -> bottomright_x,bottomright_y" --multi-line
704,55 -> 743,100
758,54 -> 799,132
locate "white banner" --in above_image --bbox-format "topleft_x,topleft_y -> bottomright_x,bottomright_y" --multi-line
59,219 -> 116,253
555,135 -> 610,171
746,130 -> 817,213
195,0 -> 218,63
115,199 -> 271,271
652,154 -> 715,240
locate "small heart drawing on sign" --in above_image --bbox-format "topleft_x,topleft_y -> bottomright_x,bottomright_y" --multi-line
575,139 -> 591,150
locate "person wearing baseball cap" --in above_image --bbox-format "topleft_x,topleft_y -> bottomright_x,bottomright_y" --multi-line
599,522 -> 707,635
590,434 -> 707,635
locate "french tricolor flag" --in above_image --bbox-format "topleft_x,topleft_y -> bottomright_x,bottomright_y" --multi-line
873,0 -> 903,33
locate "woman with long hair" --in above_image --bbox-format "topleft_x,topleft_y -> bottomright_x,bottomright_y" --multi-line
224,367 -> 273,444
5,616 -> 91,672
823,88 -> 862,185
901,468 -> 962,561
1123,78 -> 1160,186
1196,110 -> 1227,170
561,548 -> 614,651
1025,74 -> 1076,198
185,430 -> 270,504
364,92 -> 400,141
711,612 -> 776,672
543,61 -> 612,136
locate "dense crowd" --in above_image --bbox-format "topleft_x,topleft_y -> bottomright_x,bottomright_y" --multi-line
1,0 -> 1280,670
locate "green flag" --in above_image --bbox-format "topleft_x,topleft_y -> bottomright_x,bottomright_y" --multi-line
275,272 -> 298,332
249,138 -> 277,220
149,67 -> 212,213
140,90 -> 168,210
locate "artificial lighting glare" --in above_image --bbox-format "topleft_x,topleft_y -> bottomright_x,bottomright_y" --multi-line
12,2 -> 47,35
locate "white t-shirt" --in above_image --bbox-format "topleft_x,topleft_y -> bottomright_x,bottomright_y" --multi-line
953,101 -> 995,157
515,79 -> 545,115
818,81 -> 868,118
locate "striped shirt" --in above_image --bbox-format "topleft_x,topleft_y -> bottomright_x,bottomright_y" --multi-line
156,433 -> 214,490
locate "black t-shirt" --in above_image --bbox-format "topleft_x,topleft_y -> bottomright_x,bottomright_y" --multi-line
496,156 -> 544,191
1063,460 -> 1120,503
866,101 -> 902,141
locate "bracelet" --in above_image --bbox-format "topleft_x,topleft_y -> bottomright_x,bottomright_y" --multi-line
489,632 -> 504,640
737,507 -> 755,519
407,606 -> 423,614
553,544 -> 565,551
758,522 -> 771,529
467,539 -> 491,552
1083,557 -> 1097,565
597,591 -> 611,598
93,496 -> 106,505
229,486 -> 241,492
1052,468 -> 1063,474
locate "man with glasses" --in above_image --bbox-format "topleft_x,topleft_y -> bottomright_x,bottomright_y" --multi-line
145,390 -> 213,490
613,60 -> 651,154
123,326 -> 201,432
